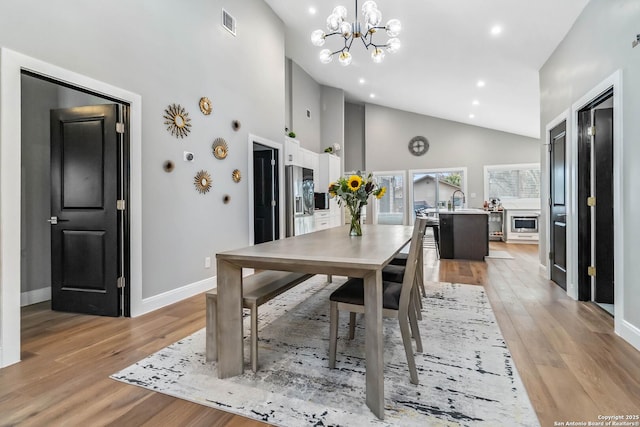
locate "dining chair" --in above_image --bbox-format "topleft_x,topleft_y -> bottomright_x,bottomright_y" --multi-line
328,218 -> 427,385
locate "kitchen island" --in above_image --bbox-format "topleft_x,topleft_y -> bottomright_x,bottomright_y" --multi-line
438,210 -> 489,261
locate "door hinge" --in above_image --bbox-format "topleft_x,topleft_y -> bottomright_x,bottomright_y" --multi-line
271,200 -> 276,207
116,122 -> 125,134
117,276 -> 126,288
587,196 -> 596,207
587,266 -> 596,277
549,251 -> 553,260
548,197 -> 552,207
117,199 -> 126,211
587,126 -> 596,136
271,159 -> 276,166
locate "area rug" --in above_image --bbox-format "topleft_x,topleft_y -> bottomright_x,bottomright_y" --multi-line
486,250 -> 515,259
111,277 -> 539,427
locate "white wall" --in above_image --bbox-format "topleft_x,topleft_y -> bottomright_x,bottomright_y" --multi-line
365,104 -> 540,207
0,0 -> 285,301
539,0 -> 640,346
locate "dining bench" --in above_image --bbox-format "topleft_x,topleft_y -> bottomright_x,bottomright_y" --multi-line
206,270 -> 314,372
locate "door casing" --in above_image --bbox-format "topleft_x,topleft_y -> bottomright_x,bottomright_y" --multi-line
247,134 -> 285,246
0,47 -> 143,367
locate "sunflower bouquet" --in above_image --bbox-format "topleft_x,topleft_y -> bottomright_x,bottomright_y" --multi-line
328,172 -> 386,236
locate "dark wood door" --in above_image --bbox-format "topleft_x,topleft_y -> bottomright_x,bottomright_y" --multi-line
253,147 -> 278,244
593,107 -> 614,304
50,105 -> 121,316
550,121 -> 567,289
577,90 -> 614,306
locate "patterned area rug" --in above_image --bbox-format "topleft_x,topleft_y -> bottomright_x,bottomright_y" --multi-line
111,277 -> 539,426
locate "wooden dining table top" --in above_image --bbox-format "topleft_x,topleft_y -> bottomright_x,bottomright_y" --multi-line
217,224 -> 413,276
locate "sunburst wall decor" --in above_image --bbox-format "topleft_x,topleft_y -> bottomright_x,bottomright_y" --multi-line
212,138 -> 228,159
194,170 -> 212,194
164,103 -> 192,138
232,169 -> 241,183
199,97 -> 213,115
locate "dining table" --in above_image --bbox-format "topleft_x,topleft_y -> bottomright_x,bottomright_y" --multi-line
215,224 -> 414,420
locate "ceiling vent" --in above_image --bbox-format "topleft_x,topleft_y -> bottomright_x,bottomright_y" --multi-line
222,9 -> 236,36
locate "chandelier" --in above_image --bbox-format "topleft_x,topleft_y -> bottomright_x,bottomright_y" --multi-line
311,1 -> 401,66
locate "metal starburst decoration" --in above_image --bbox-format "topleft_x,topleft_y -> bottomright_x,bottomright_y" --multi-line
194,170 -> 212,194
163,103 -> 192,138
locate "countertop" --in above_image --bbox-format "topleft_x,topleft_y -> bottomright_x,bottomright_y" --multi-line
438,209 -> 490,215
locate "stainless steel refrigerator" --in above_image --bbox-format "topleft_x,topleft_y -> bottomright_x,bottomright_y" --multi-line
285,165 -> 314,237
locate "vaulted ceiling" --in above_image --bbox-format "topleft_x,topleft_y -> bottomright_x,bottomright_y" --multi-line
265,0 -> 589,138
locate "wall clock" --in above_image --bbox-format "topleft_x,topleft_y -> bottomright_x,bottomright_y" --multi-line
408,136 -> 429,156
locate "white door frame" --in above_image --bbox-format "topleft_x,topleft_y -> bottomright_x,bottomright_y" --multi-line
0,48 -> 143,367
569,70 -> 624,333
247,134 -> 284,246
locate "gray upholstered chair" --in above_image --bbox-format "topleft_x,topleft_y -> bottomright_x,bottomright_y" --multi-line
328,218 -> 427,385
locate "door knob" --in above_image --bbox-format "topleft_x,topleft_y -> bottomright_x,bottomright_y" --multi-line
47,216 -> 69,225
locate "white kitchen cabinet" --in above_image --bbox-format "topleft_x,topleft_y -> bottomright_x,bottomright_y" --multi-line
313,210 -> 331,231
284,137 -> 301,166
319,153 -> 341,191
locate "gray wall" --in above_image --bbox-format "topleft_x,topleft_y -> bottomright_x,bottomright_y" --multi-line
344,102 -> 365,172
20,75 -> 57,294
289,61 -> 321,152
539,0 -> 640,328
2,0 -> 285,299
320,85 -> 344,153
365,104 -> 540,207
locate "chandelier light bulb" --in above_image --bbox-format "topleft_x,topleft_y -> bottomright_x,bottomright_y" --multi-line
340,21 -> 352,37
371,47 -> 385,63
332,5 -> 348,20
311,29 -> 326,46
365,9 -> 382,27
326,14 -> 341,32
338,51 -> 353,66
386,38 -> 401,53
386,19 -> 401,37
361,1 -> 378,15
319,49 -> 333,64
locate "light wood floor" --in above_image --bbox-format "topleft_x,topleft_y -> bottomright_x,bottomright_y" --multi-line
1,242 -> 639,426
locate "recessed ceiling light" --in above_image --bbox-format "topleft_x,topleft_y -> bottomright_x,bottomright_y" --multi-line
469,114 -> 475,119
490,25 -> 502,36
308,7 -> 317,15
369,93 -> 376,99
477,80 -> 486,88
359,78 -> 366,84
472,100 -> 479,106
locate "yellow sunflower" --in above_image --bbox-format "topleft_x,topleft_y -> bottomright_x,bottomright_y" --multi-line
347,175 -> 363,191
376,186 -> 387,199
328,182 -> 337,197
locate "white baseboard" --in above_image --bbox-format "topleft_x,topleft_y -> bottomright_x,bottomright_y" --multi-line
137,276 -> 216,317
20,287 -> 51,307
134,269 -> 256,317
617,319 -> 640,352
538,263 -> 547,276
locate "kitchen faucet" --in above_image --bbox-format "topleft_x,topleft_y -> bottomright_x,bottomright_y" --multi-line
451,190 -> 465,211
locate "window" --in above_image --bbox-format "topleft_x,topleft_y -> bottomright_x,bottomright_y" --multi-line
410,168 -> 467,218
373,171 -> 406,225
484,163 -> 540,200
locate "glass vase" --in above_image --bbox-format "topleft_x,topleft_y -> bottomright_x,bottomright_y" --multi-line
348,204 -> 363,236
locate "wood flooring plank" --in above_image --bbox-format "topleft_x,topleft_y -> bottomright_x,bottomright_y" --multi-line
2,242 -> 639,426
